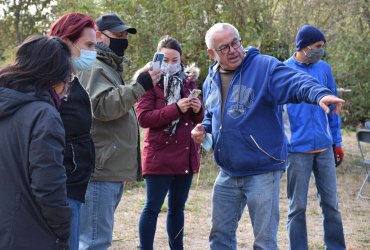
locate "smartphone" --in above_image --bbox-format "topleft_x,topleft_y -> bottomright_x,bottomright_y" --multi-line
152,52 -> 165,70
189,89 -> 201,98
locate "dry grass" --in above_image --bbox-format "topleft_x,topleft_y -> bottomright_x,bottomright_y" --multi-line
111,131 -> 370,249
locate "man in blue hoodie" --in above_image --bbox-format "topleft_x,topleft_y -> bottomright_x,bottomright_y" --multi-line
283,25 -> 346,250
191,23 -> 345,249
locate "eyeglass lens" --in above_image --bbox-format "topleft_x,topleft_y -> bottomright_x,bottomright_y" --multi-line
219,39 -> 241,54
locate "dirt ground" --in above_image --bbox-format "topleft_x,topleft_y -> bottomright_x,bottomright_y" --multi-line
110,131 -> 370,249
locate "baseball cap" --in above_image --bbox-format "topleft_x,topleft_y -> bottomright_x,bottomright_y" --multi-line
96,13 -> 137,34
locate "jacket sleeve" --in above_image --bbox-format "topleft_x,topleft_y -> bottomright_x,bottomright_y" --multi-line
190,105 -> 205,124
325,65 -> 342,145
136,89 -> 181,128
201,77 -> 213,133
29,113 -> 71,245
188,80 -> 205,123
79,66 -> 146,122
267,61 -> 333,105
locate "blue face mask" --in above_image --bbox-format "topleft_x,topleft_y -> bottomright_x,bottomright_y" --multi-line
72,49 -> 97,71
303,46 -> 324,64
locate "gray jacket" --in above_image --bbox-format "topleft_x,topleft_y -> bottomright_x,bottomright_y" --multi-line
78,43 -> 144,182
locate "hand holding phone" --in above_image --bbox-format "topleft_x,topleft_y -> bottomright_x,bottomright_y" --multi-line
152,52 -> 164,71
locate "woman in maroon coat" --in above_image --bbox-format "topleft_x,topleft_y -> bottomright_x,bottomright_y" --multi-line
136,36 -> 204,249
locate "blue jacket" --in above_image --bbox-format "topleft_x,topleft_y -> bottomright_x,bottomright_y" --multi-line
202,47 -> 333,176
283,56 -> 342,152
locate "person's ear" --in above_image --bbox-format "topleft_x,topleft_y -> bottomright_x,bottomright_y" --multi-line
207,49 -> 217,61
63,38 -> 79,57
96,31 -> 103,41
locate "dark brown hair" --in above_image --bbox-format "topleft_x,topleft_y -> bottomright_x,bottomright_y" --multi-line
157,35 -> 182,55
0,35 -> 72,96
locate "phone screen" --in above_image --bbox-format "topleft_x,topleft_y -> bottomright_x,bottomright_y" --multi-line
152,52 -> 165,71
153,52 -> 164,65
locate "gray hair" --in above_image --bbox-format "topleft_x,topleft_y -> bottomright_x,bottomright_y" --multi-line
205,23 -> 240,49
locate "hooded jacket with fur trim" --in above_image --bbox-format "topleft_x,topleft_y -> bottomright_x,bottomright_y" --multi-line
136,64 -> 204,176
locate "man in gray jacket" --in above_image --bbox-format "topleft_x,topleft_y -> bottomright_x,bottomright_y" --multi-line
78,13 -> 161,249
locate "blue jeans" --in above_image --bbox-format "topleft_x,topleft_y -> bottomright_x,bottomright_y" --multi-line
139,174 -> 193,250
79,181 -> 124,250
68,198 -> 82,250
210,170 -> 281,250
287,148 -> 346,250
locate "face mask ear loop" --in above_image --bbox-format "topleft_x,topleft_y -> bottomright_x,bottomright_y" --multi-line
302,47 -> 311,63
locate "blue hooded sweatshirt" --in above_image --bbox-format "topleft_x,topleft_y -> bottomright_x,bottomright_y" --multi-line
283,56 -> 342,152
202,47 -> 333,176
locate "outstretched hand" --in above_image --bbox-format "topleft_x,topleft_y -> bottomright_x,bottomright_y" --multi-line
319,95 -> 345,114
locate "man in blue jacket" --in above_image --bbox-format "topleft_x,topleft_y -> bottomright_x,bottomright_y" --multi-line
283,25 -> 346,250
191,23 -> 345,250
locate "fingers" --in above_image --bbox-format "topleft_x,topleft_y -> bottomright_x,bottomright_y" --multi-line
319,95 -> 345,114
332,102 -> 343,115
191,124 -> 206,144
190,99 -> 201,113
319,103 -> 330,114
149,70 -> 162,85
177,98 -> 191,113
194,123 -> 205,133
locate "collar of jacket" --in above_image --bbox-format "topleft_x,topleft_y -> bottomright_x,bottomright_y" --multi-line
290,54 -> 317,68
96,42 -> 124,72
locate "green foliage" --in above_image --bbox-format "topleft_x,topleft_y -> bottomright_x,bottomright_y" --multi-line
0,0 -> 52,60
327,0 -> 370,125
0,0 -> 368,124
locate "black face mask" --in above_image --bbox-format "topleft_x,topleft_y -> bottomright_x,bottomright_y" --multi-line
102,33 -> 128,57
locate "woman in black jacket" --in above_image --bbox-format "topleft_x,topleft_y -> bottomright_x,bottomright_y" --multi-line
0,36 -> 72,250
48,12 -> 97,250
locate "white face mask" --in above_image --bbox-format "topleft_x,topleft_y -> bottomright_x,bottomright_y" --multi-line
161,62 -> 182,76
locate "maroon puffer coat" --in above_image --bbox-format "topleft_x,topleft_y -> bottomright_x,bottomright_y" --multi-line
136,77 -> 204,176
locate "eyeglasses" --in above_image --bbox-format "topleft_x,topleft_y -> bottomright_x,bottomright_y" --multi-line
215,39 -> 242,54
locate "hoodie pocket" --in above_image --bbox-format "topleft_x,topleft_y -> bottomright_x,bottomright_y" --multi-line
248,134 -> 285,164
214,129 -> 257,171
214,129 -> 284,172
